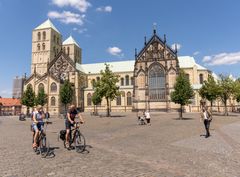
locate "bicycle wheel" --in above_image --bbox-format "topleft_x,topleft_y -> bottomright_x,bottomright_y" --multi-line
74,131 -> 86,153
40,136 -> 49,158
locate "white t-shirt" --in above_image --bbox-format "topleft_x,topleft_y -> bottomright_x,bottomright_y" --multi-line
203,111 -> 208,120
145,112 -> 150,119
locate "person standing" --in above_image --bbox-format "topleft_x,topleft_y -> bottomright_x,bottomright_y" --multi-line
145,110 -> 151,125
200,107 -> 212,138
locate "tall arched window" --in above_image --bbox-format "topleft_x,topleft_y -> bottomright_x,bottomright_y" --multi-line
43,31 -> 46,40
125,75 -> 129,86
38,83 -> 44,92
131,77 -> 134,85
96,77 -> 100,81
63,47 -> 66,54
87,93 -> 92,106
116,95 -> 121,106
42,43 -> 45,50
127,92 -> 132,106
185,74 -> 190,81
121,78 -> 124,86
37,32 -> 41,40
37,43 -> 40,51
199,74 -> 204,84
51,97 -> 56,106
149,64 -> 165,100
50,82 -> 57,92
67,47 -> 70,55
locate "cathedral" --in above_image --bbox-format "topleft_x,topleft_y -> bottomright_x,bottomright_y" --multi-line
23,19 -> 211,115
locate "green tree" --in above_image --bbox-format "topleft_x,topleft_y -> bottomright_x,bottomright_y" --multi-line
92,89 -> 102,115
60,80 -> 74,115
218,75 -> 235,116
21,85 -> 35,115
199,75 -> 220,110
233,79 -> 240,103
171,70 -> 194,119
94,64 -> 120,117
35,87 -> 48,106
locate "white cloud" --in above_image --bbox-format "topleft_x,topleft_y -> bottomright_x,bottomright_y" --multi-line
73,27 -> 87,33
96,6 -> 112,12
193,51 -> 200,56
51,0 -> 91,13
48,11 -> 85,25
171,43 -> 181,51
202,51 -> 240,66
107,47 -> 123,57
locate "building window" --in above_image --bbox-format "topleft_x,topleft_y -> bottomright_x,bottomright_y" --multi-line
67,47 -> 70,56
38,32 -> 41,40
87,93 -> 92,106
185,74 -> 190,81
121,78 -> 124,86
50,82 -> 57,92
138,73 -> 145,88
125,75 -> 129,86
63,47 -> 66,54
92,79 -> 96,87
38,83 -> 44,92
37,43 -> 40,51
51,97 -> 56,106
199,74 -> 204,84
116,95 -> 121,106
127,92 -> 132,106
131,77 -> 134,85
42,43 -> 45,50
43,31 -> 46,40
149,64 -> 165,100
96,77 -> 100,81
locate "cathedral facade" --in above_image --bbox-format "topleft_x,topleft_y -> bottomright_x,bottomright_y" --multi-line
24,20 -> 211,115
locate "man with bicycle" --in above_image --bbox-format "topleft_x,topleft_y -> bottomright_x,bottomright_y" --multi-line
32,105 -> 45,148
65,105 -> 84,149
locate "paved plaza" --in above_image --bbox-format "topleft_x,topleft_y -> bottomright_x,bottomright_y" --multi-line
1,112 -> 240,177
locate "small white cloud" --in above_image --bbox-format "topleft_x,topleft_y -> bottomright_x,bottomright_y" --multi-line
171,43 -> 181,51
107,47 -> 123,57
73,27 -> 87,34
51,0 -> 91,13
193,51 -> 200,56
96,6 -> 112,12
48,11 -> 85,25
202,51 -> 240,66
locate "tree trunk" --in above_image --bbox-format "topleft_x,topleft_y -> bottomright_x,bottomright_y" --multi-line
27,107 -> 29,116
179,105 -> 183,119
210,101 -> 213,112
65,104 -> 67,118
106,98 -> 110,117
224,100 -> 228,116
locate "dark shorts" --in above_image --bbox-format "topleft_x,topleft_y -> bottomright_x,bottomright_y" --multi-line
65,120 -> 74,130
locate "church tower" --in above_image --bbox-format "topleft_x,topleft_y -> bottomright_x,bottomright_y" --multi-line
62,36 -> 82,64
31,19 -> 62,75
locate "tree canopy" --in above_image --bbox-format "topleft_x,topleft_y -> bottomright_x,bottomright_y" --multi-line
21,85 -> 35,114
35,87 -> 48,106
60,80 -> 74,114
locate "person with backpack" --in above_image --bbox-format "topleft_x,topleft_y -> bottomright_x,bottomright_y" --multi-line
65,105 -> 84,149
200,107 -> 212,138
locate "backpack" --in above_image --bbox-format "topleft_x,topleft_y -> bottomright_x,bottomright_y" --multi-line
59,130 -> 66,141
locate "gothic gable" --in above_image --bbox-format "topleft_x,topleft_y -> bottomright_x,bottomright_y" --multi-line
136,31 -> 177,62
48,51 -> 77,82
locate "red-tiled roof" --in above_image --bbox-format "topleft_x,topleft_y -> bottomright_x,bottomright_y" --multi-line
0,98 -> 21,106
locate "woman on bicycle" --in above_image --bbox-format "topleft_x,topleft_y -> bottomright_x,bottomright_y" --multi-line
65,105 -> 84,149
32,105 -> 45,148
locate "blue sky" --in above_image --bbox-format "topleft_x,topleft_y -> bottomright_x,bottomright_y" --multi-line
1,0 -> 240,97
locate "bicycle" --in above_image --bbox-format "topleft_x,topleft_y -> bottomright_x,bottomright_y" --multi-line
60,122 -> 86,153
32,120 -> 52,158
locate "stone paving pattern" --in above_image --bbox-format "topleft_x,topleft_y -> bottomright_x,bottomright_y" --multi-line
1,112 -> 240,177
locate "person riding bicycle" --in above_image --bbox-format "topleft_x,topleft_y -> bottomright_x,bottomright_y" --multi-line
32,105 -> 45,148
65,105 -> 84,149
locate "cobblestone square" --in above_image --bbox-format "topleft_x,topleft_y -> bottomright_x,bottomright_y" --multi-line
1,112 -> 240,177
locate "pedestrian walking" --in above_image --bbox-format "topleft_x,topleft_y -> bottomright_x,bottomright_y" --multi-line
145,110 -> 151,125
200,107 -> 212,138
